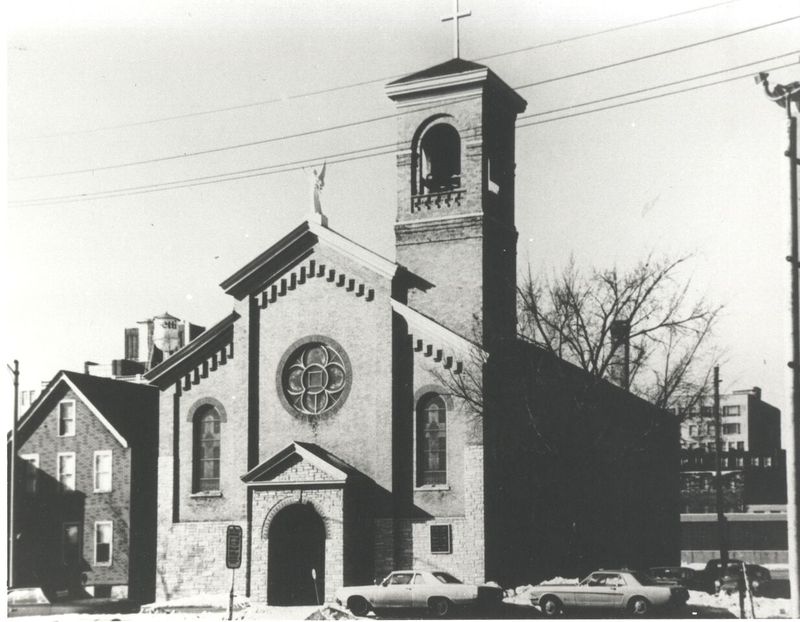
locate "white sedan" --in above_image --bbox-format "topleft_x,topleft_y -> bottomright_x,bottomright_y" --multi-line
529,570 -> 689,617
335,570 -> 503,617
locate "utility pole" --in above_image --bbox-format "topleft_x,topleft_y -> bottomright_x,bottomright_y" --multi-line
713,365 -> 728,565
756,72 -> 800,618
7,360 -> 19,589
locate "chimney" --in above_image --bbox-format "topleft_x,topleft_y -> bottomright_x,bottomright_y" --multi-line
609,319 -> 631,390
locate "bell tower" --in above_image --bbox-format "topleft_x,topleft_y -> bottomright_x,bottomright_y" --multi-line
386,59 -> 527,347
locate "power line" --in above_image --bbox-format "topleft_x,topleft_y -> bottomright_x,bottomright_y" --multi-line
12,0 -> 743,141
513,14 -> 800,90
10,59 -> 797,209
9,143 -> 399,206
480,0 -> 740,62
516,60 -> 798,129
13,17 -> 799,183
517,51 -> 799,121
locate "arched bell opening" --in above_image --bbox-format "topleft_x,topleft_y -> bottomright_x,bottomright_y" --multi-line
415,123 -> 461,195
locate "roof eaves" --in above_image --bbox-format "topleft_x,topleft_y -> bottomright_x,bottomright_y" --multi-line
144,311 -> 239,384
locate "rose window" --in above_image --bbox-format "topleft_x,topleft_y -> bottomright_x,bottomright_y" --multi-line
281,342 -> 349,416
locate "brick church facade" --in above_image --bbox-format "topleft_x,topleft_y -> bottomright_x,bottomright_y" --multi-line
145,58 -> 680,604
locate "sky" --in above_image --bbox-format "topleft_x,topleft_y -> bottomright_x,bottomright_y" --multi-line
3,0 -> 799,437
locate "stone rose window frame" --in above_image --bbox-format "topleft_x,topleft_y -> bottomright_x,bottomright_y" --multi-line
277,335 -> 352,422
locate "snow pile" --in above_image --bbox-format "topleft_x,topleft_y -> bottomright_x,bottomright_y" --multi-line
504,577 -> 580,606
140,592 -> 250,613
305,603 -> 357,619
687,589 -> 792,619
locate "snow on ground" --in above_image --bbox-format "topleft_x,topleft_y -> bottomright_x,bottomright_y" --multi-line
686,589 -> 792,619
11,606 -> 324,622
140,592 -> 250,612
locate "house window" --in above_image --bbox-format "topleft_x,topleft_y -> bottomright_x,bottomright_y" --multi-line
736,456 -> 745,467
57,452 -> 76,491
430,524 -> 452,554
737,441 -> 745,450
20,454 -> 39,493
62,523 -> 81,565
722,423 -> 741,435
193,406 -> 221,492
94,521 -> 113,566
723,405 -> 741,417
417,394 -> 447,486
58,400 -> 76,436
94,451 -> 112,492
764,456 -> 773,467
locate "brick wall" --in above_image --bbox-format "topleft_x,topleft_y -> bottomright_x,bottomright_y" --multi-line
156,519 -> 245,600
17,387 -> 131,591
251,489 -> 344,603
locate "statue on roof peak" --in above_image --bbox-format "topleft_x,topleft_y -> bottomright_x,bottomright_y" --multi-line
309,162 -> 328,227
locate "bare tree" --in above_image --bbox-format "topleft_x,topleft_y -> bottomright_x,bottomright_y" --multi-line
517,255 -> 722,418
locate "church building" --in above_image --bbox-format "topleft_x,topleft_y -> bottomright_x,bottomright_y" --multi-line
146,58 -> 680,605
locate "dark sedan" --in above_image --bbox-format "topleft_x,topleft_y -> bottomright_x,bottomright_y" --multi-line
647,566 -> 698,589
715,563 -> 772,596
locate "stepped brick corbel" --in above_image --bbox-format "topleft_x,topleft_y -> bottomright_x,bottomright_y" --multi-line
393,299 -> 478,375
257,258 -> 376,310
181,340 -> 234,392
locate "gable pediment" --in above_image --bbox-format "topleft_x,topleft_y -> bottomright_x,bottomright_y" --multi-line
220,220 -> 397,301
241,441 -> 354,486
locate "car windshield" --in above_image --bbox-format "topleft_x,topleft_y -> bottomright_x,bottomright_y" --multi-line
432,572 -> 462,584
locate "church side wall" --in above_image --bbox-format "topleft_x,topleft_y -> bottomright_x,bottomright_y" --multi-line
401,357 -> 486,584
155,319 -> 250,600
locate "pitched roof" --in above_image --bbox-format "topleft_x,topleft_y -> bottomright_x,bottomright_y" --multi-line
241,441 -> 362,485
220,220 -> 397,300
15,370 -> 157,447
387,58 -> 488,85
144,311 -> 239,388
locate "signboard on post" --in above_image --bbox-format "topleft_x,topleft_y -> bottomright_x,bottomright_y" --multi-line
226,525 -> 242,569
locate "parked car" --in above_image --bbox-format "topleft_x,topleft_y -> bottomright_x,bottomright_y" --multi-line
334,570 -> 503,617
715,563 -> 772,596
694,558 -> 746,593
7,587 -> 139,618
647,566 -> 698,588
528,570 -> 689,617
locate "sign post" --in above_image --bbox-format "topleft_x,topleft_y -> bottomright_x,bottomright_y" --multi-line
226,525 -> 243,621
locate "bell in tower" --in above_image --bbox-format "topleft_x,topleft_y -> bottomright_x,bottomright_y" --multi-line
386,59 -> 527,347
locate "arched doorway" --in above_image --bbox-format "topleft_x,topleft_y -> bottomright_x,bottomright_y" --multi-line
267,503 -> 326,605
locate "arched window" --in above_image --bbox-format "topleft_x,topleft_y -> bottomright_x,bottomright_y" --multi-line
418,124 -> 461,194
193,406 -> 221,492
417,394 -> 447,485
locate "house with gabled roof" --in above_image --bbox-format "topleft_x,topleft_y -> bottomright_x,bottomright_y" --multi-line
144,57 -> 680,606
9,370 -> 158,602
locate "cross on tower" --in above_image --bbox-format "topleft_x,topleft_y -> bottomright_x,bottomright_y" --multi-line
441,0 -> 471,59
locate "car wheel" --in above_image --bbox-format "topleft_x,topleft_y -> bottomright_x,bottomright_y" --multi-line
539,596 -> 563,617
347,596 -> 371,617
628,596 -> 650,617
428,597 -> 452,618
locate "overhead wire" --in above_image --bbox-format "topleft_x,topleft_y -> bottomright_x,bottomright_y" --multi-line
10,58 -> 798,209
11,15 -> 799,182
512,14 -> 799,90
13,0 -> 744,140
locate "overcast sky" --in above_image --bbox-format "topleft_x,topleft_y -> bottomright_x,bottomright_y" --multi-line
3,0 -> 799,436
